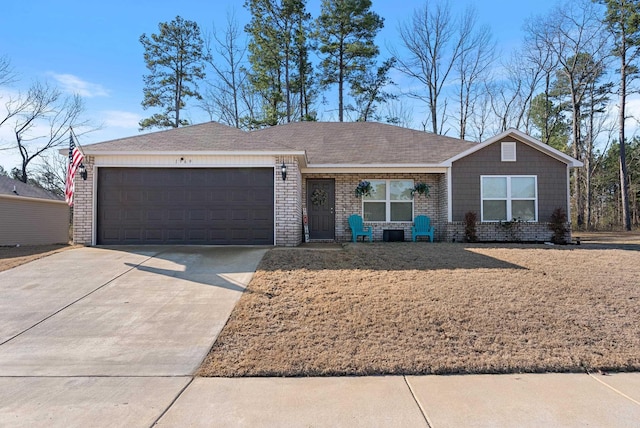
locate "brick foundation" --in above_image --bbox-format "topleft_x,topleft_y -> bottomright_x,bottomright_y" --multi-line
445,221 -> 572,243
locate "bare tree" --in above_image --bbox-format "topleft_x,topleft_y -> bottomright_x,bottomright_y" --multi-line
467,90 -> 493,141
32,151 -> 68,197
201,11 -> 251,128
598,0 -> 640,231
487,45 -> 551,137
1,81 -> 90,183
382,98 -> 415,128
394,0 -> 466,134
527,0 -> 611,226
0,55 -> 16,87
454,7 -> 494,140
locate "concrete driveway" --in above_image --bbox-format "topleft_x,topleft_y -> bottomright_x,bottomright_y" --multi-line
0,246 -> 267,426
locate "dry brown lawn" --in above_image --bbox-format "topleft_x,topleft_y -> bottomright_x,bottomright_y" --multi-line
0,244 -> 78,272
199,233 -> 640,377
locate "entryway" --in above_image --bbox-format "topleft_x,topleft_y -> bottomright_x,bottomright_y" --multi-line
306,179 -> 335,240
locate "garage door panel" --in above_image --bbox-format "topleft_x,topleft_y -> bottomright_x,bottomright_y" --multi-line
147,190 -> 164,202
98,168 -> 274,245
102,228 -> 121,241
124,209 -> 143,222
103,208 -> 122,222
252,208 -> 273,221
123,229 -> 142,241
189,210 -> 207,221
232,209 -> 249,221
167,210 -> 186,221
145,229 -> 163,241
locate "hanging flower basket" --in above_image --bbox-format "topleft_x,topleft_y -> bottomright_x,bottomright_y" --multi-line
355,180 -> 373,198
411,182 -> 430,197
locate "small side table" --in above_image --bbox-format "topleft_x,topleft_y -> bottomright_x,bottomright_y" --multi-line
383,229 -> 404,242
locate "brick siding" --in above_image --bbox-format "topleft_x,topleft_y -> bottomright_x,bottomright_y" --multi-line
445,221 -> 572,243
72,155 -> 94,245
303,173 -> 441,242
275,156 -> 303,246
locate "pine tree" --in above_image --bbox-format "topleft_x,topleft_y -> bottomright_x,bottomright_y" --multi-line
599,0 -> 640,231
245,0 -> 313,127
316,0 -> 383,122
139,16 -> 208,129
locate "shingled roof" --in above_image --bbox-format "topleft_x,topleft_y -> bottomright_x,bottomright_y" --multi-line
84,122 -> 288,153
250,122 -> 477,164
0,176 -> 63,201
83,121 -> 477,165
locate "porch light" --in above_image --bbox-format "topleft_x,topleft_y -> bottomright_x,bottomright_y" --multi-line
78,164 -> 87,181
281,161 -> 287,181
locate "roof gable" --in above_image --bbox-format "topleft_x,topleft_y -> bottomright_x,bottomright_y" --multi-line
445,128 -> 583,168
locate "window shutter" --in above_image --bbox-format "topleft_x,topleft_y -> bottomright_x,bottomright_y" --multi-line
501,142 -> 517,162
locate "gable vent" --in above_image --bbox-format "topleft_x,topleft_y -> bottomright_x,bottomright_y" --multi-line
501,141 -> 517,162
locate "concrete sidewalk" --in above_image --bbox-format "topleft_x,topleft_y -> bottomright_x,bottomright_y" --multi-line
154,373 -> 640,428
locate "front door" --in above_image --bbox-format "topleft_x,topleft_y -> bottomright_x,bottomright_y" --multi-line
307,179 -> 335,240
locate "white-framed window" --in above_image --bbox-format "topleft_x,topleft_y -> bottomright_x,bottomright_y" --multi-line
363,179 -> 414,222
481,175 -> 537,222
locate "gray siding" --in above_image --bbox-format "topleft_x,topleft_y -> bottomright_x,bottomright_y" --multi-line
451,137 -> 568,222
0,196 -> 69,245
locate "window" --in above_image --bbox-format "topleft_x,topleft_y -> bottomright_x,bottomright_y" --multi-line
481,176 -> 537,222
363,179 -> 413,222
501,141 -> 517,162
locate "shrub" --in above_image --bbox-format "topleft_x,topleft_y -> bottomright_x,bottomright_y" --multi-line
549,208 -> 569,244
464,211 -> 478,242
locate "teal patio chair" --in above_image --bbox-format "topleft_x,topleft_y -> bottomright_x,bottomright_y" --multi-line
348,214 -> 373,243
412,215 -> 434,242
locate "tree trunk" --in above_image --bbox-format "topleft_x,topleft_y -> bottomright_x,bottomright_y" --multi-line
619,51 -> 632,231
572,98 -> 583,227
338,40 -> 344,122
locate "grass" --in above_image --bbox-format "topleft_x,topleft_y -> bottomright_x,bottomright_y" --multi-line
198,234 -> 640,377
0,244 -> 77,273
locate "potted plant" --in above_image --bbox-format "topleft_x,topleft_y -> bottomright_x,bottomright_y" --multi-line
355,180 -> 373,197
411,182 -> 430,197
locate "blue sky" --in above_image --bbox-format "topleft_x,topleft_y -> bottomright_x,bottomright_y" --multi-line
0,0 -> 559,171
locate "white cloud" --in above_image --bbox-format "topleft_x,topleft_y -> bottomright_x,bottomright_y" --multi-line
102,110 -> 142,129
49,73 -> 109,98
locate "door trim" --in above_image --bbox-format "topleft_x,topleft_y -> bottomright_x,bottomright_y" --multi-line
306,178 -> 335,240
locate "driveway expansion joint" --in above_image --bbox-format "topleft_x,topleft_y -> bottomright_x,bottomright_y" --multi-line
150,376 -> 195,427
403,376 -> 433,428
587,372 -> 640,407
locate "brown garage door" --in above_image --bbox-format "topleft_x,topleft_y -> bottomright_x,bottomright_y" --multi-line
97,168 -> 274,245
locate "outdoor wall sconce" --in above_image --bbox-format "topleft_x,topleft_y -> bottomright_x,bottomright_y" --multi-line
281,161 -> 287,181
78,164 -> 88,181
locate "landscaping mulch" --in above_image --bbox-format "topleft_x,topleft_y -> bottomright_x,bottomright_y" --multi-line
198,239 -> 640,377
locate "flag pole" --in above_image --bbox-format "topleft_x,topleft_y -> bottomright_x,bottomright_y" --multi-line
69,127 -> 85,156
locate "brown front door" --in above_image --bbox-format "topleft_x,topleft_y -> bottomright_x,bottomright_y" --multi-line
307,179 -> 335,240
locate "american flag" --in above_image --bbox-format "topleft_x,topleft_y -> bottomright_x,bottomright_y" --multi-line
64,133 -> 84,207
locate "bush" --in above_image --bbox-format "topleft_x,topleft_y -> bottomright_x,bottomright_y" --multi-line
549,208 -> 569,244
464,211 -> 478,242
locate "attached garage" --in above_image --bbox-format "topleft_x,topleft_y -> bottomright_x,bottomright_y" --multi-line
97,167 -> 274,245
